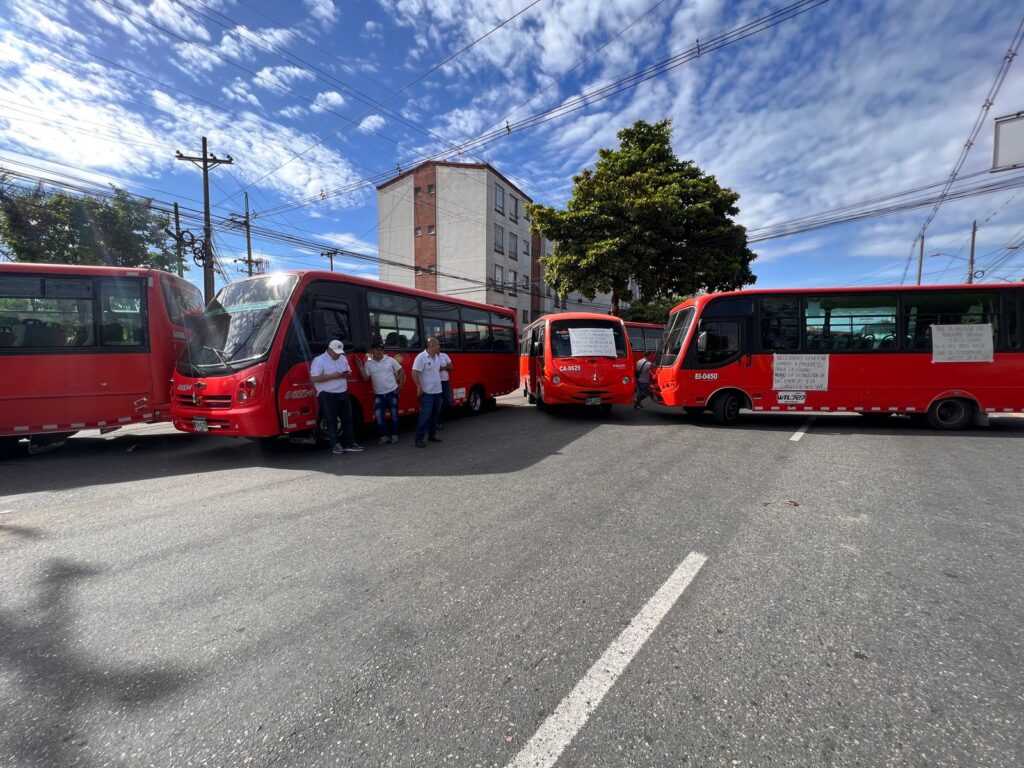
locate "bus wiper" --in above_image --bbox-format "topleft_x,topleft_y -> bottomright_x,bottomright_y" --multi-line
202,345 -> 232,369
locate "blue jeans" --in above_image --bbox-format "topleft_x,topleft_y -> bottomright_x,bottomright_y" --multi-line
439,381 -> 452,425
318,391 -> 354,447
415,392 -> 443,442
374,389 -> 400,437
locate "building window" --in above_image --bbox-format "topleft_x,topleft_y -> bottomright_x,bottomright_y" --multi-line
522,274 -> 529,291
510,196 -> 519,222
508,269 -> 517,294
494,183 -> 504,214
414,186 -> 422,196
508,232 -> 518,260
493,265 -> 504,291
522,309 -> 529,324
523,240 -> 530,259
415,226 -> 422,236
427,224 -> 435,235
428,184 -> 435,195
493,224 -> 504,253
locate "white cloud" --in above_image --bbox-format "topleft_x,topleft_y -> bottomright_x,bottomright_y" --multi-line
358,114 -> 386,133
363,20 -> 383,37
311,90 -> 345,113
254,65 -> 316,92
222,78 -> 261,108
278,105 -> 307,119
304,0 -> 339,26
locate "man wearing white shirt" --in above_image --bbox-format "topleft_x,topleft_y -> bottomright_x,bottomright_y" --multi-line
356,341 -> 406,445
310,339 -> 364,455
436,349 -> 453,429
411,337 -> 444,448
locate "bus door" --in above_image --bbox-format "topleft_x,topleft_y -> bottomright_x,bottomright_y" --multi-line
527,324 -> 544,395
684,299 -> 755,409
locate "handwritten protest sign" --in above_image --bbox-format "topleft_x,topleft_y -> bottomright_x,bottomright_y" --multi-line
931,324 -> 993,363
772,354 -> 829,390
568,327 -> 617,357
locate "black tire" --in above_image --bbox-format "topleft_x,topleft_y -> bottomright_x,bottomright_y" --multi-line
27,431 -> 76,455
683,406 -> 705,417
927,397 -> 974,431
527,391 -> 536,405
711,391 -> 743,426
536,382 -> 548,411
466,385 -> 485,416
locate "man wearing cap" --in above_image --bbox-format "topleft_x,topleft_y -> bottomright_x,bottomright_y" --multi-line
355,341 -> 405,445
310,339 -> 364,455
411,337 -> 444,448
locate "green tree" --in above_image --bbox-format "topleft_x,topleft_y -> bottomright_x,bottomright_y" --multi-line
0,182 -> 180,271
527,119 -> 755,315
619,294 -> 691,324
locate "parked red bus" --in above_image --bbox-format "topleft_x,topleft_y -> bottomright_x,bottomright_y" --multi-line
170,271 -> 518,439
0,263 -> 204,452
624,321 -> 664,364
519,312 -> 634,413
650,283 -> 1024,429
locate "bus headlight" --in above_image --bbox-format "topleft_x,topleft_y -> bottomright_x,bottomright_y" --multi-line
552,375 -> 561,385
237,376 -> 259,403
622,376 -> 630,384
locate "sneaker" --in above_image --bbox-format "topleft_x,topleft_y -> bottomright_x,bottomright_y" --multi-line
428,435 -> 442,443
415,440 -> 426,448
344,443 -> 365,453
378,436 -> 388,446
331,443 -> 344,455
390,435 -> 399,445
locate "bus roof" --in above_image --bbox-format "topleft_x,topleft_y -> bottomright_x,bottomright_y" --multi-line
0,262 -> 179,279
623,320 -> 664,329
230,269 -> 517,318
669,282 -> 1024,314
522,311 -> 625,331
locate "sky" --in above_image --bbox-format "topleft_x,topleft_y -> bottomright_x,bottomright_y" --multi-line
1,0 -> 1023,297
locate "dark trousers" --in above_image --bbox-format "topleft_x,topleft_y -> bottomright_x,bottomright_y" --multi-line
415,392 -> 443,442
319,390 -> 355,447
374,389 -> 400,437
439,380 -> 452,424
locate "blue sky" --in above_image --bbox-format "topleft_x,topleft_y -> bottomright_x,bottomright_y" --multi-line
1,0 -> 1022,296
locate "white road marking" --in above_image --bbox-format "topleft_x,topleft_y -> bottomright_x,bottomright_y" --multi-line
506,552 -> 708,768
789,417 -> 815,442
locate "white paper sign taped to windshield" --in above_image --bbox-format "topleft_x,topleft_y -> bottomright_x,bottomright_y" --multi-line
568,327 -> 617,357
773,354 -> 829,390
931,324 -> 993,363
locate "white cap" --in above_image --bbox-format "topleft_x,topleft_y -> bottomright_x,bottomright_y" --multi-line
328,340 -> 345,354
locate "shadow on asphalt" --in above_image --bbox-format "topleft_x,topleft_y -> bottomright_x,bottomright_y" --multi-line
2,400 -> 1022,496
0,559 -> 192,768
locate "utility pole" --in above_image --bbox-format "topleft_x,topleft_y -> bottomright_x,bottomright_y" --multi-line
916,235 -> 924,285
176,137 -> 233,302
321,249 -> 337,272
173,202 -> 184,277
242,192 -> 254,277
967,219 -> 977,284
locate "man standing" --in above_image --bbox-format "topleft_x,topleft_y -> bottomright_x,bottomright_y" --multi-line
436,348 -> 453,430
634,350 -> 655,410
356,341 -> 405,445
310,339 -> 364,454
411,337 -> 444,448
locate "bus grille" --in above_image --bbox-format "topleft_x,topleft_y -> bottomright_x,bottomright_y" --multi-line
175,394 -> 233,409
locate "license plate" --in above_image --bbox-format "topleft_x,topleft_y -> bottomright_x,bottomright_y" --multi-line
586,396 -> 602,406
193,416 -> 209,432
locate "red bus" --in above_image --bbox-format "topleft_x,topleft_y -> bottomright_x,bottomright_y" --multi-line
624,321 -> 664,365
0,263 -> 204,452
519,312 -> 634,413
170,271 -> 518,439
650,283 -> 1024,429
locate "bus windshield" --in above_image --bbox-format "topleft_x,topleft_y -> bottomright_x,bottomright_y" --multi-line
550,319 -> 627,358
656,307 -> 695,367
178,274 -> 298,374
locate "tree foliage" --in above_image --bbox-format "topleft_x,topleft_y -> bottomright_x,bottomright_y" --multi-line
527,119 -> 755,315
0,181 -> 180,271
619,294 -> 691,324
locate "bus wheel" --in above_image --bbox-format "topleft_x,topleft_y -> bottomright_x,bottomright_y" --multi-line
27,432 -> 76,455
527,390 -> 536,405
466,386 -> 485,416
683,406 -> 705,418
927,398 -> 974,430
711,392 -> 743,426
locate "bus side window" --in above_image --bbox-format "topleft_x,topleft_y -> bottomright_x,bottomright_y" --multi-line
99,278 -> 145,347
645,330 -> 663,352
696,320 -> 739,365
306,306 -> 351,349
761,297 -> 800,351
1005,293 -> 1021,350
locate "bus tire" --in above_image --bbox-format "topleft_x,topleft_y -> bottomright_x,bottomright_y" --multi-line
536,382 -> 548,411
927,397 -> 974,431
711,391 -> 743,426
27,432 -> 76,455
527,391 -> 536,405
466,386 -> 485,416
683,406 -> 705,417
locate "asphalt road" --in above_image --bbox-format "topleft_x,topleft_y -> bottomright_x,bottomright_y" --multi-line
1,397 -> 1022,767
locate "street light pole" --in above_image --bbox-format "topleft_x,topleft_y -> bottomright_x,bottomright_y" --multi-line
967,219 -> 977,285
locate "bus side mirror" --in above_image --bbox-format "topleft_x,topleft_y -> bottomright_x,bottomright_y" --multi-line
697,330 -> 708,353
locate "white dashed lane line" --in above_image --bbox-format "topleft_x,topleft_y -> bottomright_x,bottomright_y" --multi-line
506,552 -> 708,768
789,417 -> 816,442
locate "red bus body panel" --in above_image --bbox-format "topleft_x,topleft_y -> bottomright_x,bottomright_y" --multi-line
520,312 -> 634,407
0,263 -> 197,438
624,321 -> 664,365
650,285 -> 1024,416
171,271 -> 518,438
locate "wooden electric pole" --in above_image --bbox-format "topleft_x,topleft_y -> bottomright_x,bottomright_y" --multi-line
176,137 -> 233,302
243,192 -> 254,277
